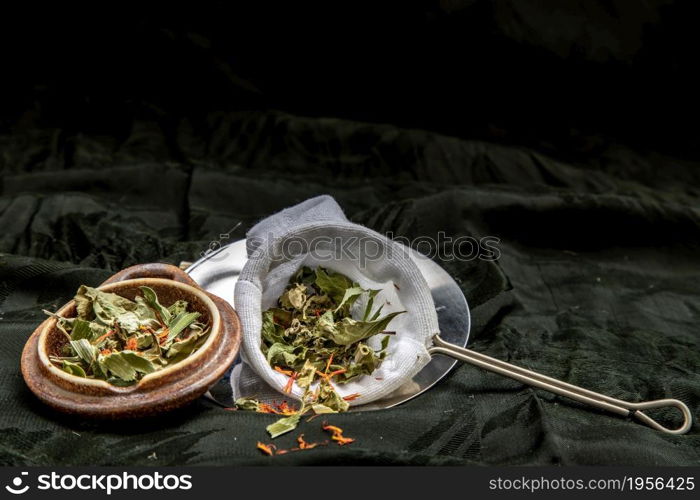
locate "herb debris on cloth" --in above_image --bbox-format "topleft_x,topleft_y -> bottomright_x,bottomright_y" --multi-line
256,423 -> 355,456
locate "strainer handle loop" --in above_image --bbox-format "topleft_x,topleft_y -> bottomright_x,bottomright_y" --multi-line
429,335 -> 692,435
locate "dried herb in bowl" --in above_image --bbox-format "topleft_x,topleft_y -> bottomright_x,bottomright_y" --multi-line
235,266 -> 404,437
45,285 -> 211,386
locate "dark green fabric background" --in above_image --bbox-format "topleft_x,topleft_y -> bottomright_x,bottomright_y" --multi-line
1,111 -> 699,465
1,0 -> 699,465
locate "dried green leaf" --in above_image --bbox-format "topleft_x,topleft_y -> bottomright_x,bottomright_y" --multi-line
145,332 -> 162,357
261,310 -> 285,345
295,359 -> 317,389
74,286 -> 94,320
292,266 -> 317,286
138,286 -> 171,325
380,334 -> 391,351
118,351 -> 158,375
314,268 -> 354,303
335,343 -> 382,383
69,319 -> 93,341
327,311 -> 405,346
362,289 -> 381,321
69,339 -> 97,365
167,300 -> 189,316
61,360 -> 87,377
116,311 -> 141,334
167,311 -> 201,342
311,403 -> 337,414
165,329 -> 208,364
315,309 -> 336,336
133,332 -> 153,349
234,397 -> 262,411
266,342 -> 306,369
370,304 -> 385,321
316,379 -> 349,412
134,296 -> 160,327
92,359 -> 109,379
266,414 -> 301,438
49,316 -> 72,342
302,294 -> 331,319
77,286 -> 137,325
334,286 -> 365,313
99,354 -> 135,381
100,351 -> 156,381
280,284 -> 307,310
106,377 -> 137,387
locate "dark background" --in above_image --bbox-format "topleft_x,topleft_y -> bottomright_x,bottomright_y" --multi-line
3,1 -> 700,157
0,1 -> 698,465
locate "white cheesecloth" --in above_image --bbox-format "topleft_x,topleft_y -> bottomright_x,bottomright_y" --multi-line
233,195 -> 438,406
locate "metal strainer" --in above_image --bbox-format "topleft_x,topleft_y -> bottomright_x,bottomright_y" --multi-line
185,238 -> 692,435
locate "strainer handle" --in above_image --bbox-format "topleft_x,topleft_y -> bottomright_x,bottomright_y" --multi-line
429,335 -> 693,435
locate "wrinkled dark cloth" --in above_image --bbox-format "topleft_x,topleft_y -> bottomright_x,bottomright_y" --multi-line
1,0 -> 700,466
1,110 -> 698,466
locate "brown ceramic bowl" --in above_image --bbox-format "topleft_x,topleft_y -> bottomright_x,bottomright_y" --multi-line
21,263 -> 241,418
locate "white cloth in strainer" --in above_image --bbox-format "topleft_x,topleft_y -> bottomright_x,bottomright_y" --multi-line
233,195 -> 438,406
